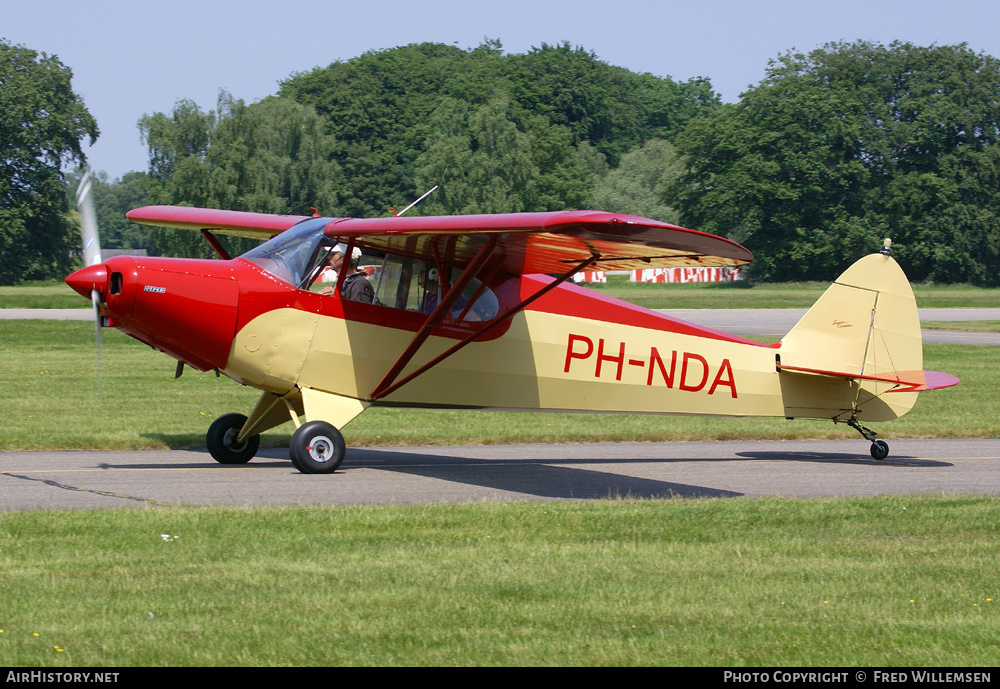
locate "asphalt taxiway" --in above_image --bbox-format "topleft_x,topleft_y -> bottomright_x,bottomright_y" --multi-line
1,439 -> 996,511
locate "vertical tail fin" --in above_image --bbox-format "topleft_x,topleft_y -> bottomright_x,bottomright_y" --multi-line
776,250 -> 956,422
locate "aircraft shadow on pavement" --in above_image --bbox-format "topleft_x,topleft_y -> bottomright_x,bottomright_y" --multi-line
94,446 -> 949,501
97,447 -> 291,470
734,451 -> 952,467
97,447 -> 743,499
344,448 -> 743,500
123,444 -> 950,471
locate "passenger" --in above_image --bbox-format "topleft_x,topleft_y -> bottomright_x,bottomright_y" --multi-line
418,267 -> 442,314
419,266 -> 473,318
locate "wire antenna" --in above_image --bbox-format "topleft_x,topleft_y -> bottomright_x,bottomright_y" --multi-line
395,185 -> 439,217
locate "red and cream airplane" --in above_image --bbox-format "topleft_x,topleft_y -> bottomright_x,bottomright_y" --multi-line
65,205 -> 958,473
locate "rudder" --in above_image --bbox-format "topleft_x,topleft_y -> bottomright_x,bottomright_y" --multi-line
777,250 -> 925,422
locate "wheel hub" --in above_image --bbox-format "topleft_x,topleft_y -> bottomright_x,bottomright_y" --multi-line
223,428 -> 247,451
306,437 -> 335,463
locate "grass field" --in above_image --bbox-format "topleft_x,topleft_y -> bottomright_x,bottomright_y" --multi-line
0,321 -> 995,451
580,276 -> 1000,309
0,497 -> 996,666
1,284 -> 996,667
0,281 -> 84,309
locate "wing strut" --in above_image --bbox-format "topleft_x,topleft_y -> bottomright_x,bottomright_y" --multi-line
370,253 -> 599,400
369,238 -> 500,399
201,229 -> 232,260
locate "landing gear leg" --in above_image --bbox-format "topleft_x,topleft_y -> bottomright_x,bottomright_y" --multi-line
846,417 -> 889,460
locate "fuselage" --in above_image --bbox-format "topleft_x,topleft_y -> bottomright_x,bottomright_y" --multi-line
226,264 -> 785,414
69,209 -> 934,426
67,246 -> 891,423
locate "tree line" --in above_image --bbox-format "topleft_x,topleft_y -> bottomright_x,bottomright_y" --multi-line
3,38 -> 999,284
0,39 -> 97,284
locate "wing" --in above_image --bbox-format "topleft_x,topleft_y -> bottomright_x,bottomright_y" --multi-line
126,206 -> 752,275
126,205 -> 314,239
326,210 -> 752,274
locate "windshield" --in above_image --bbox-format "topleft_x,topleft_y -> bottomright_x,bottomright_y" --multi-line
240,218 -> 336,288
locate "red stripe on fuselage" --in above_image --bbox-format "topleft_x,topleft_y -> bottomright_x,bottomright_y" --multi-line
232,262 -> 768,347
232,259 -> 515,342
522,276 -> 772,347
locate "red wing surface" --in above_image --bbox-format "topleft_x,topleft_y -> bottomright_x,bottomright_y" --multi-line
126,205 -> 314,239
127,206 -> 752,275
325,211 -> 751,275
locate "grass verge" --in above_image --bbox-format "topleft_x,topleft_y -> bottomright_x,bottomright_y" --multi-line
0,281 -> 83,309
578,276 -> 1000,309
922,321 -> 1000,333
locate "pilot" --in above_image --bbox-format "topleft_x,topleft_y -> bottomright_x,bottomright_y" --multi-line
319,244 -> 375,303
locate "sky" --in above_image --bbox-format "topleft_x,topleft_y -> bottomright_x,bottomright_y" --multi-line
5,0 -> 1000,179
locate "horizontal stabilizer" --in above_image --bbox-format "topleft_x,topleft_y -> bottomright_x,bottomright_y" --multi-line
777,364 -> 960,393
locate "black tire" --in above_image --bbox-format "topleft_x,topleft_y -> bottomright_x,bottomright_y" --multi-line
206,413 -> 259,465
289,421 -> 346,474
870,440 -> 890,460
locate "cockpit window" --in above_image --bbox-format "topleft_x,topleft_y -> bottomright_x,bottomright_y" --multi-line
241,219 -> 336,288
371,255 -> 499,322
241,223 -> 499,322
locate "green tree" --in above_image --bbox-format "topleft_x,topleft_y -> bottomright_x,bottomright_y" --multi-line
0,39 -> 98,283
140,99 -> 214,184
139,92 -> 342,257
508,42 -> 720,164
522,115 -> 594,210
592,139 -> 683,222
280,42 -> 505,216
280,41 -> 720,215
415,96 -> 535,214
67,170 -> 153,253
673,41 -> 1000,284
206,93 -> 342,217
138,99 -> 215,257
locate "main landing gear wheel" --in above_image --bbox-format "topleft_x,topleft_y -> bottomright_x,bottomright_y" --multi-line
206,413 -> 260,464
870,440 -> 890,461
289,421 -> 346,474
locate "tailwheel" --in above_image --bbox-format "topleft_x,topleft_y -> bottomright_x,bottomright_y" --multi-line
290,421 -> 346,474
846,416 -> 890,461
870,440 -> 890,461
206,413 -> 260,464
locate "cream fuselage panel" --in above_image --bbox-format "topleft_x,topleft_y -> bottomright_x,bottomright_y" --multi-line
226,305 -> 812,418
